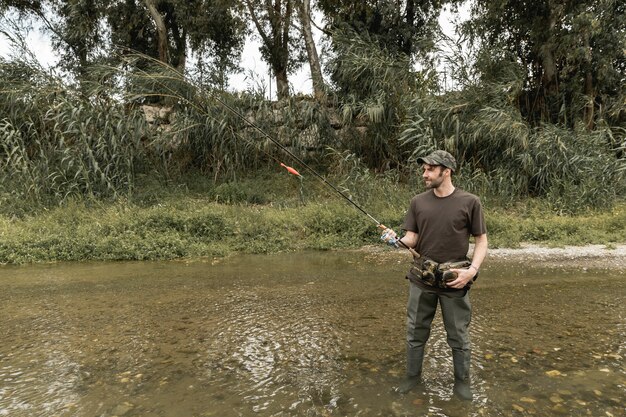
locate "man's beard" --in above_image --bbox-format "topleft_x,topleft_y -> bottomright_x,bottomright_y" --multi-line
425,171 -> 444,189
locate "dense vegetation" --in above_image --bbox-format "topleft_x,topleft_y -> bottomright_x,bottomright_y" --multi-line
0,0 -> 624,263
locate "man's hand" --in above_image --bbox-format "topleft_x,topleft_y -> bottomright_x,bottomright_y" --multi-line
380,228 -> 399,247
445,267 -> 477,289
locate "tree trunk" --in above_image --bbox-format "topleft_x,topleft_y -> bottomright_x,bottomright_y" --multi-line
540,4 -> 558,94
539,2 -> 560,123
144,0 -> 169,64
278,0 -> 292,100
245,0 -> 292,100
403,0 -> 415,55
276,67 -> 290,99
583,30 -> 595,130
297,0 -> 325,100
172,25 -> 187,73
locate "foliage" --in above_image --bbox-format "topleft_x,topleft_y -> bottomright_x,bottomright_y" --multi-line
327,27 -> 435,170
115,53 -> 338,180
317,0 -> 442,58
0,59 -> 151,209
0,0 -> 246,89
398,44 -> 626,214
463,0 -> 626,128
1,174 -> 625,264
485,201 -> 626,248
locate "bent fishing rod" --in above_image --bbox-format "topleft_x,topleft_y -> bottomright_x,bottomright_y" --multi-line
206,92 -> 418,257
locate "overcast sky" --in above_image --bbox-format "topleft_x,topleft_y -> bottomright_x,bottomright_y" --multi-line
0,5 -> 468,98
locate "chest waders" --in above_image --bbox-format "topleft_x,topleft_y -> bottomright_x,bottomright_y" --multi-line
398,255 -> 475,400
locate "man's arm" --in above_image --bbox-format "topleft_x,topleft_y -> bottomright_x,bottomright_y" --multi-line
469,233 -> 488,271
399,230 -> 418,250
447,233 -> 488,289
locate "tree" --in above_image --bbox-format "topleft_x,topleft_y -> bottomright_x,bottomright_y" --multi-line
0,0 -> 106,84
317,0 -> 442,58
295,0 -> 325,100
108,0 -> 246,81
463,0 -> 625,128
244,0 -> 306,99
0,0 -> 246,91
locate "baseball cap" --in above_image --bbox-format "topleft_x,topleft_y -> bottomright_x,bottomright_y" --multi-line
416,150 -> 457,171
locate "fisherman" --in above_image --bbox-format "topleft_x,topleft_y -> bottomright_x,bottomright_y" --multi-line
381,150 -> 488,400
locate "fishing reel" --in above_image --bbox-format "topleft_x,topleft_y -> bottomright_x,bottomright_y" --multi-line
380,227 -> 399,247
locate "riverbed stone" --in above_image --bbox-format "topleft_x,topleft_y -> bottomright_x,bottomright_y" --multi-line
111,401 -> 134,416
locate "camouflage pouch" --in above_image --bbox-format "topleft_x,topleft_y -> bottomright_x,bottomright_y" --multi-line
409,257 -> 477,289
421,259 -> 440,287
438,260 -> 477,287
410,257 -> 445,288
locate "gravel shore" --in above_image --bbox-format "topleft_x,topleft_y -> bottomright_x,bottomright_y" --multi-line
486,243 -> 626,270
359,243 -> 626,271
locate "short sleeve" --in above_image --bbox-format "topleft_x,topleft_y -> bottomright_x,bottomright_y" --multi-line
402,198 -> 418,232
470,198 -> 487,236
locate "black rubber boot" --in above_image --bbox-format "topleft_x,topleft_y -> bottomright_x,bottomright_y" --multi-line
452,349 -> 472,400
397,347 -> 424,394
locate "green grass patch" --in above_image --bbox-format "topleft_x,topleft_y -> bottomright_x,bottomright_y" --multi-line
0,175 -> 624,264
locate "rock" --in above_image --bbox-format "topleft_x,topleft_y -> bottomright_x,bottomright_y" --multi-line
111,402 -> 134,416
545,370 -> 563,377
513,404 -> 525,412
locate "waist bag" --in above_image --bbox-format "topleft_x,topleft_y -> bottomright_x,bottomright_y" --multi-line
409,257 -> 477,289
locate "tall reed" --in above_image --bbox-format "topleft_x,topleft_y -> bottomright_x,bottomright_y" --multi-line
0,60 -> 147,212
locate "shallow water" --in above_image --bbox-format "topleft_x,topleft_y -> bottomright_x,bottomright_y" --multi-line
0,251 -> 624,417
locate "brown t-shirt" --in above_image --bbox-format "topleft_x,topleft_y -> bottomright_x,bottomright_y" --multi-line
402,188 -> 486,263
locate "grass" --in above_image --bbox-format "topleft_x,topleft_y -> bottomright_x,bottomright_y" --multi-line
0,173 -> 624,264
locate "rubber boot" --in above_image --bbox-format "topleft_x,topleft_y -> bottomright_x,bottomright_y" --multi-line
397,347 -> 424,394
452,349 -> 472,401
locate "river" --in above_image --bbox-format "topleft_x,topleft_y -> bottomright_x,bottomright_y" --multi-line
1,251 -> 624,416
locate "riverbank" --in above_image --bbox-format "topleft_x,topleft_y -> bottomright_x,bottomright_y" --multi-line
486,243 -> 626,269
357,243 -> 626,271
1,195 -> 625,265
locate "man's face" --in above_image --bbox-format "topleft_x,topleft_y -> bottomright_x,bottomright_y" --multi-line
422,164 -> 445,189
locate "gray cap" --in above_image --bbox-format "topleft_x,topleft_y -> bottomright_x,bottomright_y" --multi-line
416,150 -> 457,171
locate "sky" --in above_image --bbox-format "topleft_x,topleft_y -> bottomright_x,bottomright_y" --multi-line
0,5 -> 468,98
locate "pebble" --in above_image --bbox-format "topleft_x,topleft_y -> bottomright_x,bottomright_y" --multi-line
512,404 -> 525,412
111,402 -> 134,416
545,370 -> 563,377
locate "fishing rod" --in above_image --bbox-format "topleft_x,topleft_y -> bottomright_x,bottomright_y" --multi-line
206,92 -> 418,257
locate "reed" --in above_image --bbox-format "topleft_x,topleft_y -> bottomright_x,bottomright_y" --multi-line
1,50 -> 623,217
0,60 -> 148,210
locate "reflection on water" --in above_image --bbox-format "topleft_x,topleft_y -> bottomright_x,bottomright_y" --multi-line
0,252 -> 624,416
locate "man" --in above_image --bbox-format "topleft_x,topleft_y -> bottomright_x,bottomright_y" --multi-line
382,150 -> 488,400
